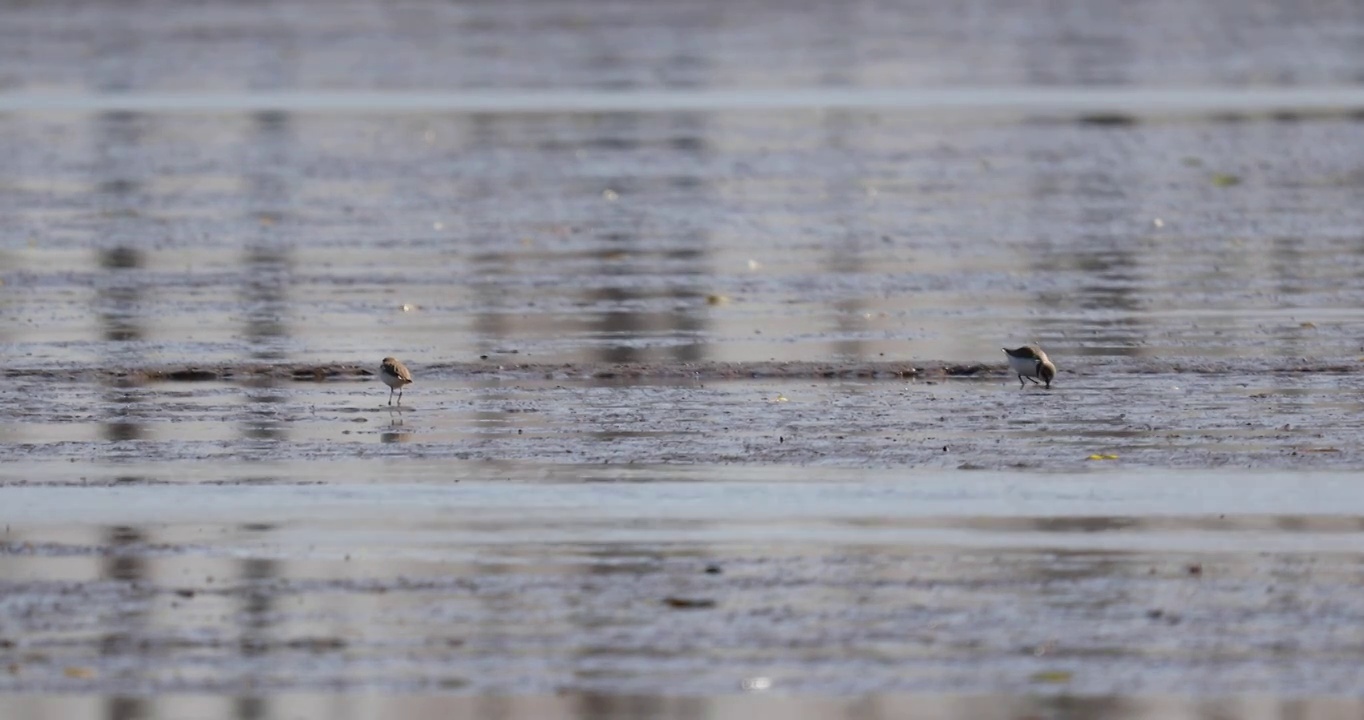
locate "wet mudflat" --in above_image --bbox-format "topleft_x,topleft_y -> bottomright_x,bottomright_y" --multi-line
5,370 -> 1364,469
6,0 -> 1364,715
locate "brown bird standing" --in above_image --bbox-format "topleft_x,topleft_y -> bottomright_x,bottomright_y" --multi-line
380,357 -> 413,405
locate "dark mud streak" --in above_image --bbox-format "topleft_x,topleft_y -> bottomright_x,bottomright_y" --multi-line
0,361 -> 951,383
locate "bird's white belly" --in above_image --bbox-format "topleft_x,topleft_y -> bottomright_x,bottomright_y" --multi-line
1007,355 -> 1039,376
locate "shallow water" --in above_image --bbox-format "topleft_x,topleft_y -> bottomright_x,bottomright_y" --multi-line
5,0 -> 1364,712
4,467 -> 1364,700
7,108 -> 1364,368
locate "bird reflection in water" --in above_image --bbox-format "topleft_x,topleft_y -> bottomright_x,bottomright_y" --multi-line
382,414 -> 410,444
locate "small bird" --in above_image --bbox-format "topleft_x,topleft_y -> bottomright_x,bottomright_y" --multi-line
1003,345 -> 1056,389
379,357 -> 413,405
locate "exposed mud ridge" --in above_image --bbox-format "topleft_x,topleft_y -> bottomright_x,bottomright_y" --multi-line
2,364 -> 376,383
2,361 -> 969,383
2,359 -> 1358,384
451,360 -> 972,380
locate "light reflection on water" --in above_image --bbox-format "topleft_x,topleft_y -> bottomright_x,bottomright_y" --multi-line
2,694 -> 1361,720
6,87 -> 1364,114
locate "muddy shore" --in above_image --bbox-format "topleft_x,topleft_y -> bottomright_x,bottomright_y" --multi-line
5,358 -> 1360,384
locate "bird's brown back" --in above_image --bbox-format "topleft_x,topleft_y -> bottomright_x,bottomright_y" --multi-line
381,357 -> 413,384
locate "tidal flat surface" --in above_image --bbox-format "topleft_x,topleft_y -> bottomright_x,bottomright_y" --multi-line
5,0 -> 1364,714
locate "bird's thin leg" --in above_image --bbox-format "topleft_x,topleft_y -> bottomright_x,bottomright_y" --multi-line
388,387 -> 394,406
1018,375 -> 1026,388
397,388 -> 403,405
1027,376 -> 1040,385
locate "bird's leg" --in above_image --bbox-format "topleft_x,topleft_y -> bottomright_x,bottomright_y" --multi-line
1027,376 -> 1040,385
1018,375 -> 1026,388
388,387 -> 394,406
397,388 -> 403,405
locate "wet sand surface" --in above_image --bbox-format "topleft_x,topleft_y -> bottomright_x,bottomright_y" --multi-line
6,0 -> 1364,715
